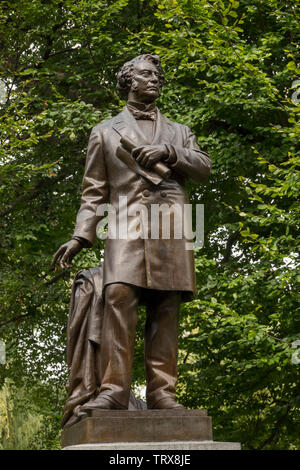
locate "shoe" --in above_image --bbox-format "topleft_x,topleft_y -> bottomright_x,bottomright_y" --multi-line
150,397 -> 185,409
81,395 -> 121,410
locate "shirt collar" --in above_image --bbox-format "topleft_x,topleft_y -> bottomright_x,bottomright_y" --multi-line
127,100 -> 157,113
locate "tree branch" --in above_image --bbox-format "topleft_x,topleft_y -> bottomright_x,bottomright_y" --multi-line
0,167 -> 71,219
44,269 -> 71,285
0,313 -> 31,328
222,230 -> 241,263
257,404 -> 291,449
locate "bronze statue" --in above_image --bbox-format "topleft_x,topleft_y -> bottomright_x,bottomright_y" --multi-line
52,54 -> 211,418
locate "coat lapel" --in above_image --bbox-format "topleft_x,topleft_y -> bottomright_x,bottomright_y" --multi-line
151,111 -> 176,146
112,108 -> 149,145
112,108 -> 163,185
112,107 -> 176,147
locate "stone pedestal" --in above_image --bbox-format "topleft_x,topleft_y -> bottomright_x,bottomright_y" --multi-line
63,441 -> 241,450
61,409 -> 240,450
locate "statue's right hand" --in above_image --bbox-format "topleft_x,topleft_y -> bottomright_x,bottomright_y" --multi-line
51,239 -> 82,270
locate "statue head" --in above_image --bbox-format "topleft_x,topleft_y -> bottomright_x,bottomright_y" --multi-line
117,54 -> 164,103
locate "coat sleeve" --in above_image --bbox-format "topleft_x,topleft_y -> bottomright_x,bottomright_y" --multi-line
73,126 -> 109,246
168,126 -> 211,183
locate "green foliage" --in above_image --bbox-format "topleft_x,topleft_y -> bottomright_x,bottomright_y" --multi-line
0,0 -> 299,449
0,380 -> 43,449
178,154 -> 300,450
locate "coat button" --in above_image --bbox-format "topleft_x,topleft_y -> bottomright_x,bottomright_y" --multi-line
143,189 -> 150,197
160,191 -> 167,198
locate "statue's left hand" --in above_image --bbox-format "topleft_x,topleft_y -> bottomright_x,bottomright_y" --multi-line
132,145 -> 168,169
51,239 -> 82,270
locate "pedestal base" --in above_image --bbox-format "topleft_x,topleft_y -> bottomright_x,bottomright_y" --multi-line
61,409 -> 240,450
63,441 -> 241,450
62,409 -> 211,448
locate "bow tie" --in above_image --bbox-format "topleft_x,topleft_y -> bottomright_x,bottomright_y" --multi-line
127,104 -> 157,121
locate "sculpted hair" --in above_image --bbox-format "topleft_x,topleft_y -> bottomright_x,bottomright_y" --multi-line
117,54 -> 164,98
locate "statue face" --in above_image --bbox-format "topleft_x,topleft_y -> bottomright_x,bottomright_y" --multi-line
129,60 -> 161,103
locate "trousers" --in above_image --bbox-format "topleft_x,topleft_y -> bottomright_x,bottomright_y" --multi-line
98,283 -> 181,408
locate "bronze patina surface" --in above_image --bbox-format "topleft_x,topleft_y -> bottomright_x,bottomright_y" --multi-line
52,54 -> 211,426
62,409 -> 213,447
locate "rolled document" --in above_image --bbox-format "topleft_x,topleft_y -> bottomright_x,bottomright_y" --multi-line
120,135 -> 171,179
